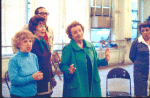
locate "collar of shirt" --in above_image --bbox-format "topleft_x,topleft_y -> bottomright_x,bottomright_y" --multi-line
138,36 -> 148,45
70,39 -> 93,51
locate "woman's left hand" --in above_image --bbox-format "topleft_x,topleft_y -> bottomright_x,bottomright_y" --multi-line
51,78 -> 57,88
105,48 -> 110,62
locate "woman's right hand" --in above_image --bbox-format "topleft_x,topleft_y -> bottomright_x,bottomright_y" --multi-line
68,64 -> 76,74
32,71 -> 43,80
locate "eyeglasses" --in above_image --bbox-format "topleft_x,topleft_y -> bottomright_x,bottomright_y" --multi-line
38,12 -> 49,16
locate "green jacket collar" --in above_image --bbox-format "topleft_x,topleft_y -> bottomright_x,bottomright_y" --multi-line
70,39 -> 92,51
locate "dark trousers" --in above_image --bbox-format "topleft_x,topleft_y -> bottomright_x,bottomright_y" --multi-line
36,93 -> 51,97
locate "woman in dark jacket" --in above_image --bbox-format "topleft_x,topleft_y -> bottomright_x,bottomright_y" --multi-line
29,15 -> 56,97
129,21 -> 150,97
59,21 -> 110,97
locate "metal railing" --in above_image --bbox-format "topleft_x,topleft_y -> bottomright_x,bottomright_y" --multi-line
2,39 -> 129,58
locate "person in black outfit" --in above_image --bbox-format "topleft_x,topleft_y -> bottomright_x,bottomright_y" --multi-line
129,21 -> 150,97
29,15 -> 56,97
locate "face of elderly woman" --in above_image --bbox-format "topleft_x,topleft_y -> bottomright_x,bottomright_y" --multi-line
71,25 -> 84,42
34,21 -> 46,39
141,27 -> 150,40
19,38 -> 33,53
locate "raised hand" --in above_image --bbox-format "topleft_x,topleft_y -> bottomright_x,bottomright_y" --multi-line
32,71 -> 43,80
68,64 -> 76,74
105,48 -> 110,62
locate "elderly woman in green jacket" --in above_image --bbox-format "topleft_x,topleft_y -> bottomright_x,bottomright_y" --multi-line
59,21 -> 110,97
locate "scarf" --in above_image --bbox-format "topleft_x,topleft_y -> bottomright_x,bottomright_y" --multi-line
43,32 -> 48,42
35,38 -> 50,53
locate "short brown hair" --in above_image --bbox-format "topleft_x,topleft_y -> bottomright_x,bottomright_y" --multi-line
12,30 -> 35,50
138,21 -> 150,34
34,7 -> 45,15
29,15 -> 46,33
66,21 -> 84,39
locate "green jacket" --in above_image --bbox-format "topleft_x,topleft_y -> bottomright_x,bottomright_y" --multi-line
59,39 -> 108,97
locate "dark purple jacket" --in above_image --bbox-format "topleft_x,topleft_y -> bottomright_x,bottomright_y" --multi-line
31,38 -> 54,93
129,37 -> 149,96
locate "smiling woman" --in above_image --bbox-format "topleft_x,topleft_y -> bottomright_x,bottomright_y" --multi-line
59,21 -> 110,97
33,21 -> 46,40
29,15 -> 56,97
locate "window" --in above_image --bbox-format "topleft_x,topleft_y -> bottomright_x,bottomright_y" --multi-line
90,0 -> 111,48
91,29 -> 110,48
2,0 -> 28,56
2,0 -> 91,55
131,0 -> 139,42
27,0 -> 32,22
